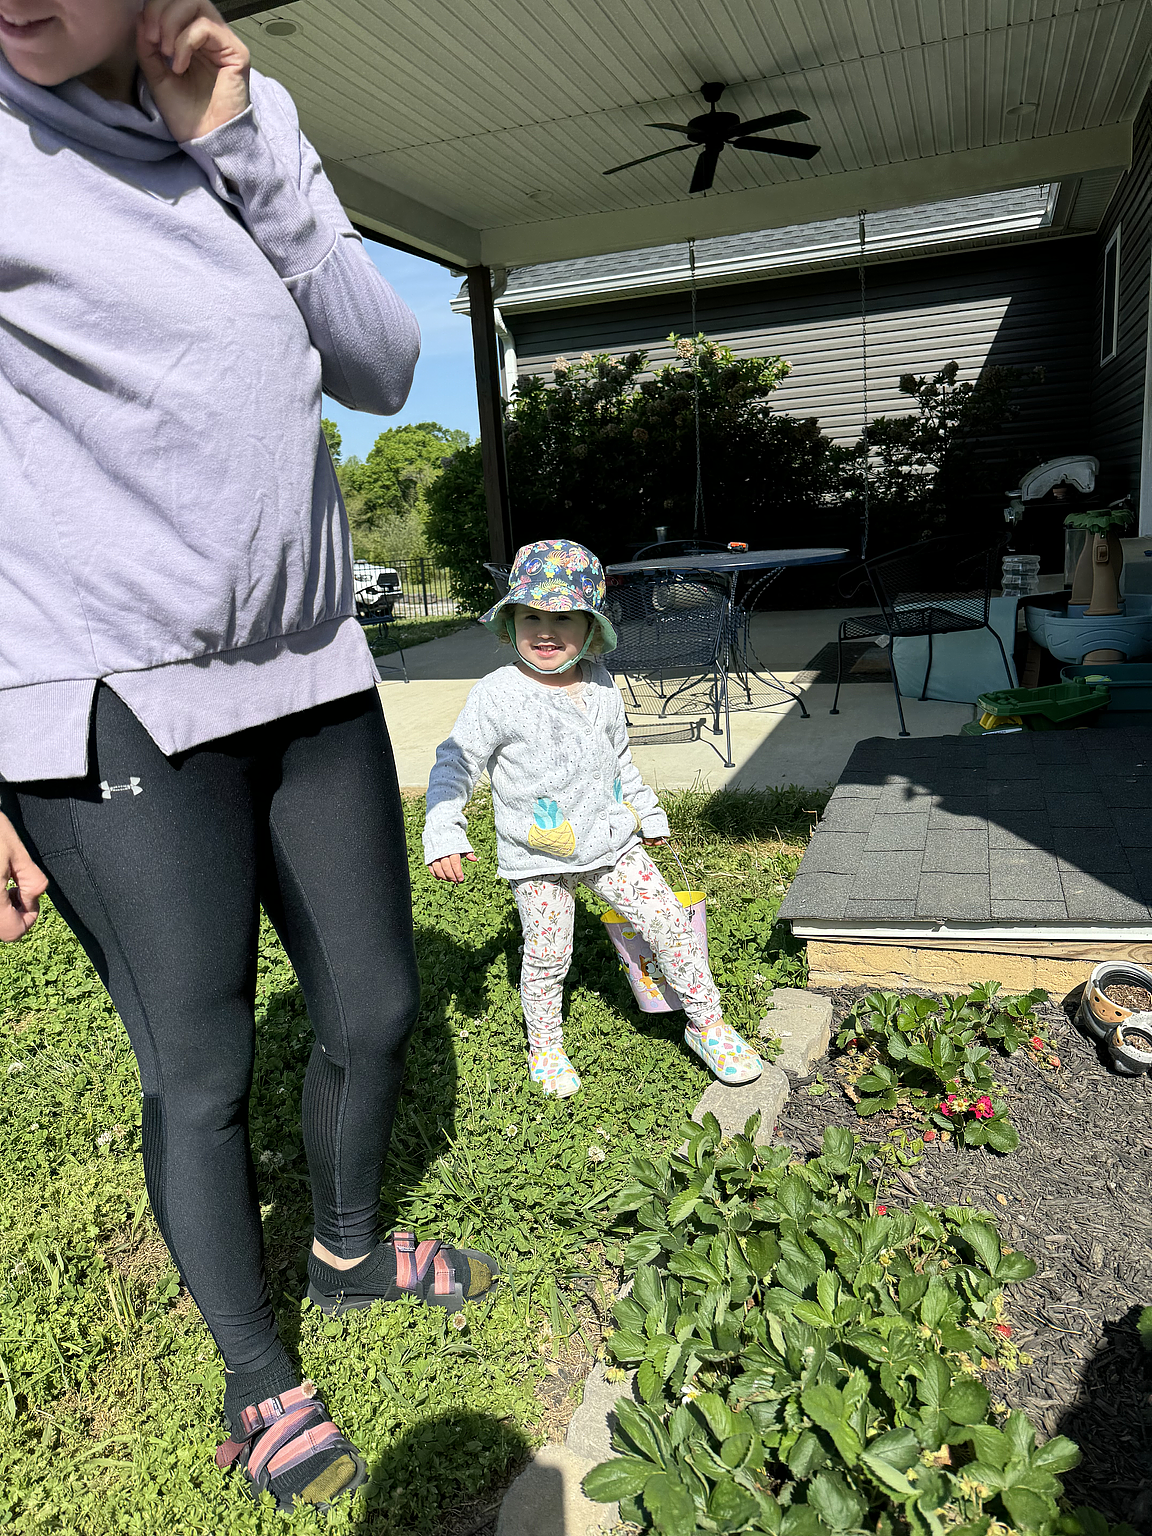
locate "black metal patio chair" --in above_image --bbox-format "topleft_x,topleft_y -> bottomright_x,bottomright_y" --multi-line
483,562 -> 511,598
605,573 -> 733,766
829,535 -> 1012,736
352,611 -> 409,683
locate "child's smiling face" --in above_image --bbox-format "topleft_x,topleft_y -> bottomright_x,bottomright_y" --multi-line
512,605 -> 591,675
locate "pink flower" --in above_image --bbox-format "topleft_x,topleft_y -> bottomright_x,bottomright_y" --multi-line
973,1097 -> 994,1120
939,1096 -> 954,1116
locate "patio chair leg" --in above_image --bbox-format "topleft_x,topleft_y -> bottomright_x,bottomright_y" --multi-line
921,631 -> 934,701
398,644 -> 409,684
830,626 -> 846,715
886,645 -> 910,736
717,663 -> 734,768
989,624 -> 1014,687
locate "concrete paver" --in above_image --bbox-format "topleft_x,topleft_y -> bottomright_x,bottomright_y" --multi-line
494,1443 -> 615,1535
377,611 -> 974,794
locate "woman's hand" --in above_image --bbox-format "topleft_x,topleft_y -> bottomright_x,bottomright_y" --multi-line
137,0 -> 251,143
642,836 -> 667,845
429,853 -> 477,884
0,813 -> 47,942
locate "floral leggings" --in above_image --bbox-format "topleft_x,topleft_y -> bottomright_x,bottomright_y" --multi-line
510,845 -> 723,1048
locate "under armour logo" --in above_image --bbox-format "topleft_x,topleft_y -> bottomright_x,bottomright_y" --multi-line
99,778 -> 143,800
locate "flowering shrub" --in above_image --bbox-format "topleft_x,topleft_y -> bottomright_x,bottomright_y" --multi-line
835,984 -> 1048,1154
583,1116 -> 1123,1536
426,340 -> 848,611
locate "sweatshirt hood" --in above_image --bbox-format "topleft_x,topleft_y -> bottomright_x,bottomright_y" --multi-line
0,49 -> 178,160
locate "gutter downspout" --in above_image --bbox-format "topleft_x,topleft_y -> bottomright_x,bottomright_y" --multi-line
493,305 -> 518,402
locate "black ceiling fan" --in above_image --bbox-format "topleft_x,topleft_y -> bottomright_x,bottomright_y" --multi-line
604,82 -> 820,194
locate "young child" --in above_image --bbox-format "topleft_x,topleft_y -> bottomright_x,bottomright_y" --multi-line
424,539 -> 763,1098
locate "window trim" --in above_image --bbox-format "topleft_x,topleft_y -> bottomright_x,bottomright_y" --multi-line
1101,225 -> 1121,364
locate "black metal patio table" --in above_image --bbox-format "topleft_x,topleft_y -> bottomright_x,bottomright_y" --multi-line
605,547 -> 848,716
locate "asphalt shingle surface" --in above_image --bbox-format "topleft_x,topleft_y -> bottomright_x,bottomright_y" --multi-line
776,731 -> 1152,926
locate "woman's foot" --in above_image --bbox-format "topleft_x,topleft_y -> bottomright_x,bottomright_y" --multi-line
684,1022 -> 763,1084
216,1380 -> 367,1512
528,1043 -> 581,1097
307,1232 -> 500,1316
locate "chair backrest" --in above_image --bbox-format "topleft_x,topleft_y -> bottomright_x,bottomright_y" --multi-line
483,562 -> 511,598
632,539 -> 726,561
605,575 -> 728,675
863,536 -> 997,629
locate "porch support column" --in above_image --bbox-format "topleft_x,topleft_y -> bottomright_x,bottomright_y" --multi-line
466,265 -> 514,563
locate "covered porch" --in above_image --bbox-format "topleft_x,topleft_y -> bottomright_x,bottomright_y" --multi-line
219,0 -> 1151,555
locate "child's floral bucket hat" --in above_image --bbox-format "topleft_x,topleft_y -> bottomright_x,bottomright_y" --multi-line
480,539 -> 618,653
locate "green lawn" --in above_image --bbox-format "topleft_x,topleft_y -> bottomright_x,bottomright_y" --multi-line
363,615 -> 475,658
0,786 -> 821,1533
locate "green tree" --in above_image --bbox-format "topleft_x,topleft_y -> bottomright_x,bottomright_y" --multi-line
844,360 -> 1044,550
338,421 -> 470,565
428,339 -> 844,610
425,442 -> 489,611
321,417 -> 342,463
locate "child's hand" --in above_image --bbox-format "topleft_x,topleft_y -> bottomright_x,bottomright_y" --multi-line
642,836 -> 667,845
429,852 -> 478,883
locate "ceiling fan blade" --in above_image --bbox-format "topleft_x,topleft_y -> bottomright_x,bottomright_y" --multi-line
735,109 -> 810,135
603,143 -> 695,175
644,121 -> 692,132
688,142 -> 723,193
732,135 -> 821,159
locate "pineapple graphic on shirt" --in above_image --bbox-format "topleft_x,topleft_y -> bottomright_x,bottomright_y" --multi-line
527,797 -> 576,857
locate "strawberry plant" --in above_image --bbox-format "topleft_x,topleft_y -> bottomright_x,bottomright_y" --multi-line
583,1117 -> 1127,1536
836,984 -> 1048,1153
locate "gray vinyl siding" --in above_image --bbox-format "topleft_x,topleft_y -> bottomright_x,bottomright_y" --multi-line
1089,85 -> 1152,501
509,240 -> 1093,469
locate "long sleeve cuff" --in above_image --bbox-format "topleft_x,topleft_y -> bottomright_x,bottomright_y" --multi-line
640,808 -> 671,839
182,107 -> 334,279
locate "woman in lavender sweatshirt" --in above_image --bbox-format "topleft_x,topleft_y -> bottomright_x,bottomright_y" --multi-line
0,0 -> 498,1511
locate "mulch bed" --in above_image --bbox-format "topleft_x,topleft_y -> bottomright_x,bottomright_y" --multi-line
775,988 -> 1152,1531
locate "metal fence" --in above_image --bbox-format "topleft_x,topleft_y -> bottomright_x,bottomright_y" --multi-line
353,557 -> 458,618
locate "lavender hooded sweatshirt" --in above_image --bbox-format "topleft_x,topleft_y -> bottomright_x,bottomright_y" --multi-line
0,55 -> 420,782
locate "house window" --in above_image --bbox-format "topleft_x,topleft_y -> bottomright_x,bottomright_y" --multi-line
1101,227 -> 1120,363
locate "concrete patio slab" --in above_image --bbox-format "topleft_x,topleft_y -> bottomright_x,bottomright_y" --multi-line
376,610 -> 975,794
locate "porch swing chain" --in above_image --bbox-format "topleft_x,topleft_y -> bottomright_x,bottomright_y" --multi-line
858,209 -> 871,560
688,238 -> 705,536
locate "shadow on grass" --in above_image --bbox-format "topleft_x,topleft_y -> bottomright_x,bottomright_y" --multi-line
343,1410 -> 531,1535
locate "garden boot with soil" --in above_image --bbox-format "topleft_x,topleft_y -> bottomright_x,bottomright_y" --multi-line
527,1034 -> 581,1098
685,1021 -> 763,1084
307,1232 -> 500,1316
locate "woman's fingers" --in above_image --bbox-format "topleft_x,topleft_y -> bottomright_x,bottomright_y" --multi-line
138,0 -> 249,77
0,825 -> 48,942
142,0 -> 223,57
137,0 -> 250,141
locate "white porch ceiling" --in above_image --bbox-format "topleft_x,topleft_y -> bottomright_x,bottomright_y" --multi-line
227,0 -> 1151,268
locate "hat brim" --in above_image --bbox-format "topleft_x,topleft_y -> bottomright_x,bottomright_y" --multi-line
480,588 -> 617,653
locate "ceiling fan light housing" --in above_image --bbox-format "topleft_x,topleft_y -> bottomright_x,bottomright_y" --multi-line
263,19 -> 299,37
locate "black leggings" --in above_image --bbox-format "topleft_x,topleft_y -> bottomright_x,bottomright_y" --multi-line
2,686 -> 420,1373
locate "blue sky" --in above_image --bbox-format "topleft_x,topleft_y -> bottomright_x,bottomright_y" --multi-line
322,240 -> 479,462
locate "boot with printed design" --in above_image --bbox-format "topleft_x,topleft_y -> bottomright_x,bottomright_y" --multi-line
684,1021 -> 763,1084
527,1038 -> 581,1098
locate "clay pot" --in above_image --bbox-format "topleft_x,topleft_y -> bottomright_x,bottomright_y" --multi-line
1107,1019 -> 1152,1076
1077,961 -> 1152,1041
